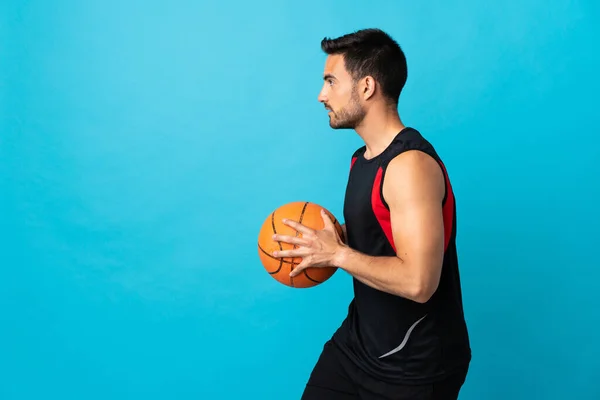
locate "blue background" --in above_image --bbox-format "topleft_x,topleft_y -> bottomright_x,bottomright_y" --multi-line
2,0 -> 599,399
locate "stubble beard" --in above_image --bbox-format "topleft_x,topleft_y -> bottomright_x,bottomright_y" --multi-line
328,87 -> 366,130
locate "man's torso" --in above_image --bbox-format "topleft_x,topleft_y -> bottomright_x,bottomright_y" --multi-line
332,127 -> 471,385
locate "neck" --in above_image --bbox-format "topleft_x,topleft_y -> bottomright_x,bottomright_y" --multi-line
354,105 -> 406,160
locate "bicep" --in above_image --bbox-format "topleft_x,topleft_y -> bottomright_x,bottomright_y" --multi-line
383,151 -> 446,270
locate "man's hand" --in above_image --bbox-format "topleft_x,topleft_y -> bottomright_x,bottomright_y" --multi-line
271,209 -> 346,277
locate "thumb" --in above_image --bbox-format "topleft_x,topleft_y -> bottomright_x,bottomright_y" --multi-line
320,209 -> 335,230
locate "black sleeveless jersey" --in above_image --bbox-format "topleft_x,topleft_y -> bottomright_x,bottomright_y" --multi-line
332,127 -> 471,385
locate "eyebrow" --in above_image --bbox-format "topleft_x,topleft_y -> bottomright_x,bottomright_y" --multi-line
323,74 -> 337,81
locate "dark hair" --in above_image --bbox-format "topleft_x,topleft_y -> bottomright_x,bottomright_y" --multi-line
321,28 -> 407,105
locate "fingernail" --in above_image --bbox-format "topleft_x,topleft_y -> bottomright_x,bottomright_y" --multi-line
272,251 -> 278,256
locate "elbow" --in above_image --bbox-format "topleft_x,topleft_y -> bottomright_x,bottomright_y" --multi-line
411,288 -> 434,304
409,280 -> 438,304
389,259 -> 441,303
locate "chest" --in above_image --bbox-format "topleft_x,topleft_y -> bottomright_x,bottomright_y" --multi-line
342,159 -> 389,249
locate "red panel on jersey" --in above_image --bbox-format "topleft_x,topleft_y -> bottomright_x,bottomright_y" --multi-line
371,167 -> 396,252
438,161 -> 454,252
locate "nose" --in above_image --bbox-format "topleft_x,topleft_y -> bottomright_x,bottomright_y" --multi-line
317,86 -> 327,104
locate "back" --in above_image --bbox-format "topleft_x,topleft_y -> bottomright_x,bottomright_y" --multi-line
332,127 -> 471,385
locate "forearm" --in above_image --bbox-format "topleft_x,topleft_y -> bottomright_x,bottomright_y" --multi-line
333,245 -> 434,303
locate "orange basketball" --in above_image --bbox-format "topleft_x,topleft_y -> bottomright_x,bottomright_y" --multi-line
257,201 -> 345,288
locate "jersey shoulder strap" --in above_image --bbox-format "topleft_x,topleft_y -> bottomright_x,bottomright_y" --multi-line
378,128 -> 441,167
349,145 -> 366,170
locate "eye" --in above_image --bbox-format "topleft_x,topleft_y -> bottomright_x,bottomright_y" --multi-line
328,79 -> 334,86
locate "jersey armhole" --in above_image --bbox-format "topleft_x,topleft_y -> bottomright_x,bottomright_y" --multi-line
378,149 -> 448,211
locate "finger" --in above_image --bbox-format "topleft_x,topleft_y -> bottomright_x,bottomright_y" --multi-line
272,247 -> 311,258
282,218 -> 315,235
272,234 -> 310,247
290,259 -> 309,277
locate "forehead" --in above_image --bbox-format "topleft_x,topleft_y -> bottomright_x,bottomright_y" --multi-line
323,54 -> 350,79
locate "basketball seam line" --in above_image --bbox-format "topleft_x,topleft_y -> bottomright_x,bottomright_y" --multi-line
270,211 -> 284,274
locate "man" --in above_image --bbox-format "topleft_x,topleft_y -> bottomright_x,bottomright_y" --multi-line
272,28 -> 471,399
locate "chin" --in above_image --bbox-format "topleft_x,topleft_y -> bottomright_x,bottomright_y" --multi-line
329,120 -> 340,129
330,123 -> 353,130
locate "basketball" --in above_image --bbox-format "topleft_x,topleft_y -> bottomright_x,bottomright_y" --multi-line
257,201 -> 345,288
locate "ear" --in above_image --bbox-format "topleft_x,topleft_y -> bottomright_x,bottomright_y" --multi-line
362,76 -> 376,101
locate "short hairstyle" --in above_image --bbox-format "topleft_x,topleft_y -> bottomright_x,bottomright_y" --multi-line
321,28 -> 408,105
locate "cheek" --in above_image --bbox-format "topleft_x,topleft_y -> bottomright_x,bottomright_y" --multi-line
339,88 -> 354,103
328,85 -> 351,107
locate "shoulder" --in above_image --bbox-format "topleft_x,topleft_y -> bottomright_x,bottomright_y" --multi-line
383,150 -> 445,205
